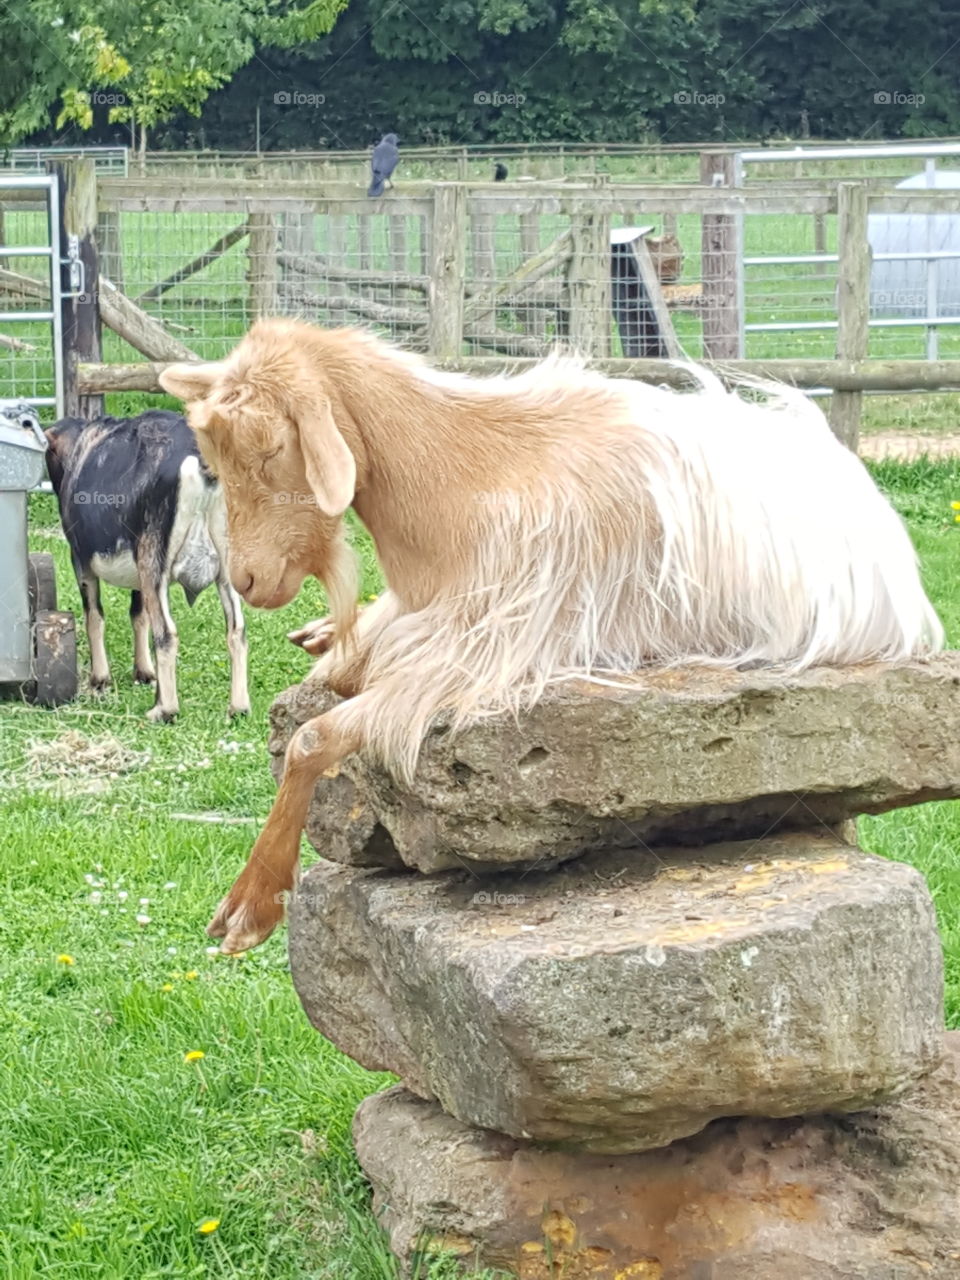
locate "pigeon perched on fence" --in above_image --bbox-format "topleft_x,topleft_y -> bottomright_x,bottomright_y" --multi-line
368,133 -> 399,197
494,162 -> 508,181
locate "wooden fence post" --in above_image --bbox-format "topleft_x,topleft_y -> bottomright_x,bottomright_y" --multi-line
699,151 -> 744,359
520,210 -> 546,339
357,213 -> 372,272
567,209 -> 611,357
389,215 -> 407,274
50,158 -> 103,419
471,209 -> 496,291
428,185 -> 466,359
831,182 -> 871,450
247,213 -> 278,318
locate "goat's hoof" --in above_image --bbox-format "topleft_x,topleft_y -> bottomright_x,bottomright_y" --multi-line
228,702 -> 251,719
134,668 -> 156,685
287,617 -> 335,656
207,890 -> 284,953
146,704 -> 178,723
89,675 -> 111,693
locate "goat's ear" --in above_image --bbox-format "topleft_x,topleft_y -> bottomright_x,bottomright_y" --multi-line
295,397 -> 356,517
158,361 -> 226,403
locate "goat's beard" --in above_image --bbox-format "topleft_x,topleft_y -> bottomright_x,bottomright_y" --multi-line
321,533 -> 360,651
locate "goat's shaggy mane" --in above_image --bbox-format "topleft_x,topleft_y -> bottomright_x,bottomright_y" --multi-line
323,339 -> 944,780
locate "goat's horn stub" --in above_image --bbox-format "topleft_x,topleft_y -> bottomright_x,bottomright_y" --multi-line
159,361 -> 227,403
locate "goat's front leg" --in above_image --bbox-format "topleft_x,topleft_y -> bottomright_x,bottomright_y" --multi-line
138,558 -> 179,722
209,501 -> 250,717
207,701 -> 364,953
302,592 -> 399,698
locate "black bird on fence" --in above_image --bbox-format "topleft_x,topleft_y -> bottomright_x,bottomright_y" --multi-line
368,133 -> 399,197
494,162 -> 508,181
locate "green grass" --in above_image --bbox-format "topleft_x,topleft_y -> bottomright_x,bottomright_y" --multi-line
0,497 -> 508,1279
1,461 -> 959,1277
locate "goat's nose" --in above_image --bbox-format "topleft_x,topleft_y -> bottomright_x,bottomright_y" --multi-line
231,568 -> 254,596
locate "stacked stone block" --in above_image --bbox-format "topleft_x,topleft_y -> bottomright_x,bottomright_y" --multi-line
275,657 -> 960,1278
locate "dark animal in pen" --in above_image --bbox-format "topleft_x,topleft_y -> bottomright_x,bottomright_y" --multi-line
45,409 -> 249,721
611,242 -> 670,358
368,133 -> 399,197
494,162 -> 508,181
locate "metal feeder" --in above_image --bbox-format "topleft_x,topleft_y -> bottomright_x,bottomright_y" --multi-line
0,401 -> 77,706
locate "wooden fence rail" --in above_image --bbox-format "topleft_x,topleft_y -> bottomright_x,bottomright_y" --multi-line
31,162 -> 960,451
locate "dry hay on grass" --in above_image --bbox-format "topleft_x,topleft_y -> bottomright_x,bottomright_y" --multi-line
859,431 -> 960,461
20,730 -> 150,794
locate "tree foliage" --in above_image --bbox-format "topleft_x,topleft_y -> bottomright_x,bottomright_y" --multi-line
0,0 -> 344,147
12,0 -> 960,151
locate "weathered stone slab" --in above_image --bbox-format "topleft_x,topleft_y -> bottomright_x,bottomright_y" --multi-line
353,1035 -> 960,1279
270,656 -> 960,872
290,833 -> 944,1152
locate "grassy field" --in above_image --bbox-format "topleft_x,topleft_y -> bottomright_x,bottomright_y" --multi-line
0,453 -> 959,1278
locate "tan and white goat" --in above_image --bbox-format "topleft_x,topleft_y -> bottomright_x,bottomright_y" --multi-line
160,319 -> 943,953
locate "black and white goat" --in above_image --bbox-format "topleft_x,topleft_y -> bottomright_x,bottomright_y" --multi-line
45,409 -> 249,720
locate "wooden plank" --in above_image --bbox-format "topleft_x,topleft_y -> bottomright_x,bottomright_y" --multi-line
100,187 -> 838,218
631,238 -> 683,358
247,212 -> 278,318
78,356 -> 960,396
96,209 -> 124,294
98,278 -> 198,361
470,209 -> 496,288
519,210 -> 547,339
282,283 -> 424,329
50,158 -> 103,419
830,183 -> 871,450
136,221 -> 249,302
427,185 -> 467,360
567,210 -> 611,357
699,152 -> 744,359
464,228 -> 572,329
277,251 -> 427,291
0,267 -> 47,300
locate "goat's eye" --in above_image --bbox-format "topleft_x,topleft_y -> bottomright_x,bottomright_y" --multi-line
258,446 -> 282,475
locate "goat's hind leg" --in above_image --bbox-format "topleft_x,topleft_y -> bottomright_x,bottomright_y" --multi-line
138,554 -> 179,722
77,566 -> 110,691
130,590 -> 155,684
207,696 -> 367,953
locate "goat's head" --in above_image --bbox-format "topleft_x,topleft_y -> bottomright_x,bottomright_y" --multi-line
159,322 -> 356,611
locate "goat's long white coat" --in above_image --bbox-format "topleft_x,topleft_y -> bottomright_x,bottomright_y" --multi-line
330,356 -> 942,781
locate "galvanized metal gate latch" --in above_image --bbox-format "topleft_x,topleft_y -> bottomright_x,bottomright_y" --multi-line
60,233 -> 86,299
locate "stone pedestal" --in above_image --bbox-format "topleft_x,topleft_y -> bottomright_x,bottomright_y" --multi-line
353,1037 -> 960,1280
271,657 -> 960,873
290,834 -> 943,1152
276,659 -> 960,1277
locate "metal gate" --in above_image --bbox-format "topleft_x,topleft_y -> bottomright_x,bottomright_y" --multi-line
0,173 -> 65,419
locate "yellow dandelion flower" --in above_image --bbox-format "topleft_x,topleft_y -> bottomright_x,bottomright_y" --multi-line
184,1050 -> 205,1063
57,954 -> 75,965
184,970 -> 199,981
198,1218 -> 220,1235
955,514 -> 960,524
161,983 -> 174,993
952,501 -> 960,510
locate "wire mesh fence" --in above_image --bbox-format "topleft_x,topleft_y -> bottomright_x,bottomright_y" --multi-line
0,192 -> 58,409
4,159 -> 960,418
